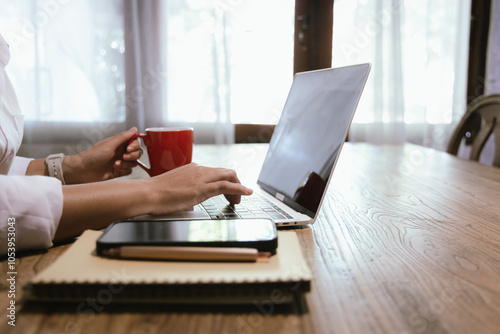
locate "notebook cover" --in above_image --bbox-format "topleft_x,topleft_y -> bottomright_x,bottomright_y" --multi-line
23,230 -> 312,304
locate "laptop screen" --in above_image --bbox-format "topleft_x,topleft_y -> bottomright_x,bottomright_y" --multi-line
257,64 -> 371,218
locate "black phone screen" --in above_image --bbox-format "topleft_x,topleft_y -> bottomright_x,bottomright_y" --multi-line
96,219 -> 278,254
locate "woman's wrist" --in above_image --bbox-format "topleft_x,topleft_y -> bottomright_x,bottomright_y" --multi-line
25,155 -> 82,184
128,178 -> 157,217
26,159 -> 48,176
61,154 -> 86,184
141,178 -> 162,215
56,178 -> 154,241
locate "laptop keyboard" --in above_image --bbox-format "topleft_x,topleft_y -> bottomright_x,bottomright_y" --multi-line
200,194 -> 293,220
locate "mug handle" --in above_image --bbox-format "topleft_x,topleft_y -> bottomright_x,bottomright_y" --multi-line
129,133 -> 151,176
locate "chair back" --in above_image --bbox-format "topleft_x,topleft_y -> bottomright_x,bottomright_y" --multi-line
447,94 -> 500,167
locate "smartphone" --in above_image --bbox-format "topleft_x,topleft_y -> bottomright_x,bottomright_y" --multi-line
96,219 -> 278,255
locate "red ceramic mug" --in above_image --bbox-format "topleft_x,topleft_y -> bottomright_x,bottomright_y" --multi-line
130,127 -> 194,176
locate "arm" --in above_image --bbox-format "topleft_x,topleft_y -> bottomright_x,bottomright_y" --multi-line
19,128 -> 252,244
54,163 -> 253,242
25,128 -> 141,183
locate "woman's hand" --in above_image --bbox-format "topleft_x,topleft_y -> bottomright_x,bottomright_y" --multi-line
145,163 -> 254,215
56,162 -> 253,241
63,127 -> 141,184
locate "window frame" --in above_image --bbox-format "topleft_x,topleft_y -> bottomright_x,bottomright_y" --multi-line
235,0 -> 334,143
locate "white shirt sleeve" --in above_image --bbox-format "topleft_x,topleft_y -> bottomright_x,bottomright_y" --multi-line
0,175 -> 63,256
7,156 -> 33,175
0,33 -> 64,256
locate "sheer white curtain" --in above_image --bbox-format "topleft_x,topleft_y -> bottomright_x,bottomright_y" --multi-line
2,0 -> 294,153
1,0 -> 126,157
122,0 -> 234,143
155,0 -> 293,143
123,0 -> 293,145
486,0 -> 500,95
2,0 -> 476,154
332,0 -> 472,151
123,0 -> 165,131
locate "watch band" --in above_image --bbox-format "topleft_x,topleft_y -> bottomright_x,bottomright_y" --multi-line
45,153 -> 66,185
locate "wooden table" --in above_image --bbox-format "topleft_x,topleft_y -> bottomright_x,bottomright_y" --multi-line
2,143 -> 500,334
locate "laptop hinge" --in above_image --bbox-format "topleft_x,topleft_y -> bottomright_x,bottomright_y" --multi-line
275,192 -> 285,201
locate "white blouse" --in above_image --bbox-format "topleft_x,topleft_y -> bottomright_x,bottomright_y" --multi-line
0,33 -> 63,256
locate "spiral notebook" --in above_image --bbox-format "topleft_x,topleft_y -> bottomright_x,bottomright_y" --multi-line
23,230 -> 312,304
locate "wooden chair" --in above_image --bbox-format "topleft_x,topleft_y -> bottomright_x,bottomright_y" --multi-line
447,94 -> 500,167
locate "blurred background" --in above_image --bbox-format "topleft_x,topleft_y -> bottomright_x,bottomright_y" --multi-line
0,0 -> 498,164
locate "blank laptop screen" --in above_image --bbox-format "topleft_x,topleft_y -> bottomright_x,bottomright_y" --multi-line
257,64 -> 371,217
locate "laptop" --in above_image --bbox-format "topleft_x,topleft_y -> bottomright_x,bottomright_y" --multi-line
136,63 -> 371,226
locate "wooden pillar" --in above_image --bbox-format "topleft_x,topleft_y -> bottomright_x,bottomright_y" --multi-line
293,0 -> 334,74
467,0 -> 491,102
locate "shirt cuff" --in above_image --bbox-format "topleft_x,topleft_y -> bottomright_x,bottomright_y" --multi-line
8,156 -> 34,176
0,175 -> 63,255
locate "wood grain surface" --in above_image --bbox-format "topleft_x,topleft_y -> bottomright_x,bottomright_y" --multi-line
1,143 -> 500,334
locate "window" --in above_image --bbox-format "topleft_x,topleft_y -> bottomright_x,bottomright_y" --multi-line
2,0 -> 472,152
164,0 -> 295,125
0,0 -> 124,123
1,0 -> 295,150
332,0 -> 471,127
